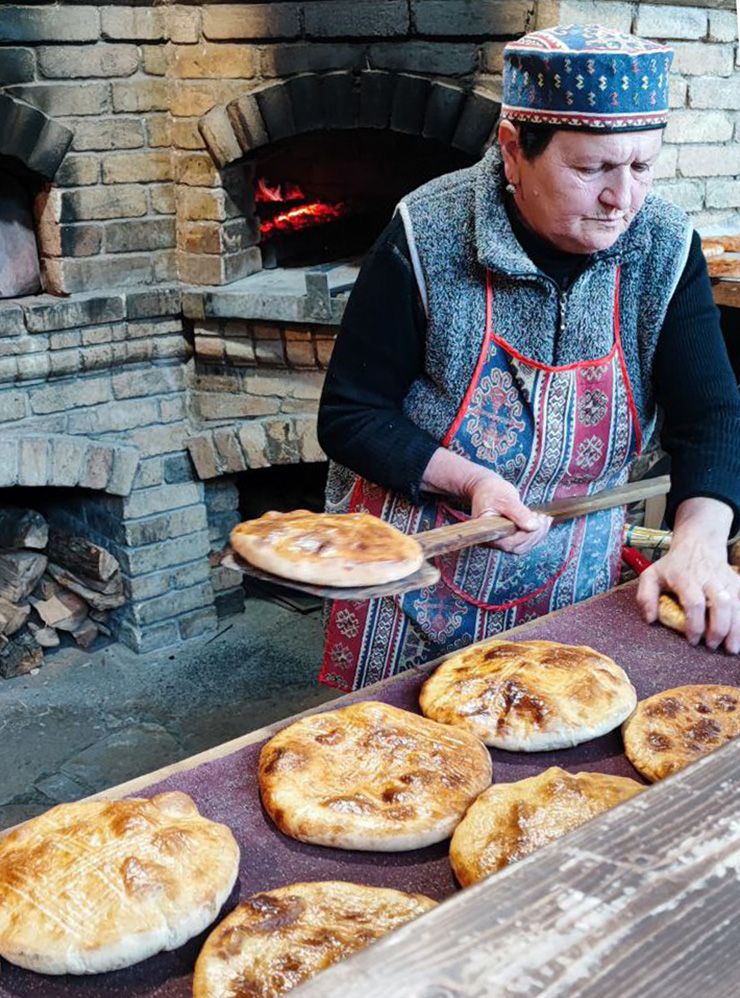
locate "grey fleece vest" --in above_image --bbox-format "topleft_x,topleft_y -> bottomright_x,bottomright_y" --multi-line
326,145 -> 692,508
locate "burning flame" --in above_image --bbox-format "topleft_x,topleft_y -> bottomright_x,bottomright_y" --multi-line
256,176 -> 350,237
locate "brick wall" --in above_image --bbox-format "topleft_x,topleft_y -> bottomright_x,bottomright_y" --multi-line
1,0 -> 736,295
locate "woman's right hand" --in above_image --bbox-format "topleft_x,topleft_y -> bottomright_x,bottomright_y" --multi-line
464,468 -> 552,555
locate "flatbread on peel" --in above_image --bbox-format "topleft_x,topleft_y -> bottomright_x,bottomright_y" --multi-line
450,767 -> 643,886
258,701 -> 492,851
0,792 -> 239,975
192,881 -> 436,998
230,510 -> 424,587
623,684 -> 740,782
701,239 -> 726,260
716,235 -> 740,253
707,256 -> 740,278
419,639 -> 637,751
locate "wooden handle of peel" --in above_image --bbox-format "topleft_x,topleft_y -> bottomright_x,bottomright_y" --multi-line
416,476 -> 672,559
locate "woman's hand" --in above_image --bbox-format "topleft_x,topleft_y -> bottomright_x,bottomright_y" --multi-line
636,498 -> 740,653
420,448 -> 551,556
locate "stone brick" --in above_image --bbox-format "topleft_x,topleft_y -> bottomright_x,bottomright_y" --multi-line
199,104 -> 242,168
143,114 -> 171,149
68,117 -> 144,153
122,504 -> 208,547
636,6 -> 708,41
119,618 -> 179,653
170,81 -> 249,118
45,255 -> 154,295
176,187 -> 228,222
160,395 -> 187,423
679,144 -> 740,177
0,304 -> 26,337
671,42 -> 735,77
0,49 -> 35,85
213,427 -> 247,473
653,145 -> 679,180
178,605 -> 218,641
132,580 -> 212,625
49,350 -> 80,378
669,76 -> 688,109
174,151 -> 220,187
265,417 -> 299,464
197,392 -> 280,420
178,247 -> 261,285
79,443 -> 113,491
108,445 -> 140,496
180,221 -> 221,255
171,119 -> 205,150
127,421 -> 189,457
112,365 -> 184,400
664,110 -> 734,144
141,45 -> 168,77
19,436 -> 49,487
187,434 -> 220,479
535,0 -> 633,32
305,0 -> 408,36
215,588 -> 244,617
314,333 -> 335,368
195,335 -> 225,362
126,287 -> 181,319
0,356 -> 19,384
102,8 -> 166,41
24,294 -> 125,333
202,4 -> 301,39
61,185 -> 147,222
81,324 -> 114,346
204,478 -> 239,514
151,184 -> 176,216
119,530 -> 210,577
163,453 -> 195,484
0,437 -> 19,487
16,353 -> 50,382
227,93 -> 269,152
294,415 -> 325,463
112,80 -> 170,113
38,45 -> 139,80
653,178 -> 705,213
102,151 -> 172,184
452,86 -> 500,156
709,10 -> 738,44
123,482 -> 202,520
59,224 -> 103,258
0,392 -> 27,423
134,457 -> 164,489
225,337 -> 257,365
7,83 -> 109,118
172,43 -> 256,80
47,436 -> 85,487
706,178 -> 740,209
211,564 -> 243,592
369,42 -> 477,76
105,218 -> 176,253
413,0 -> 527,36
259,44 -> 365,78
55,155 -> 100,188
167,8 -> 201,44
689,78 -> 740,111
0,7 -> 100,43
68,398 -> 158,433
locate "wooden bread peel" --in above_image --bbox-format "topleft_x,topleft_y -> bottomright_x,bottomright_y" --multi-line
222,476 -> 671,601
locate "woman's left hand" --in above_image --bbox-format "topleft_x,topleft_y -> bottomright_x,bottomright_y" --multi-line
636,497 -> 740,654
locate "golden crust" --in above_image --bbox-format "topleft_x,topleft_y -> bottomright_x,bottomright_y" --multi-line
230,510 -> 424,587
622,684 -> 740,782
707,255 -> 740,278
193,881 -> 437,998
0,792 -> 240,975
716,235 -> 740,253
258,701 -> 492,850
657,593 -> 686,633
419,639 -> 637,751
700,239 -> 726,260
450,768 -> 643,886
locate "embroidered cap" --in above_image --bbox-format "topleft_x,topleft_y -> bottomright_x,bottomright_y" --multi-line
502,24 -> 673,131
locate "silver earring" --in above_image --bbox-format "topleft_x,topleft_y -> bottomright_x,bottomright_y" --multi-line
506,182 -> 517,195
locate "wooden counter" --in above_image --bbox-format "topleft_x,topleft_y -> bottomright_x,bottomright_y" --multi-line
3,582 -> 740,998
713,275 -> 740,309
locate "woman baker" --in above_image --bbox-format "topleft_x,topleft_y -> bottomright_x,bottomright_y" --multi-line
317,24 -> 740,692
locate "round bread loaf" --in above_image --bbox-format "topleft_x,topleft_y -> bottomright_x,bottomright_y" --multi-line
193,881 -> 436,998
450,767 -> 643,886
230,509 -> 424,587
0,792 -> 239,975
420,639 -> 637,751
258,701 -> 492,850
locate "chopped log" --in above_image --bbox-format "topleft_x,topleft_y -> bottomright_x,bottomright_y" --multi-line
27,621 -> 60,648
89,608 -> 109,624
70,618 -> 99,649
0,629 -> 43,679
32,573 -> 63,601
0,508 -> 48,550
47,563 -> 125,611
46,532 -> 118,583
0,597 -> 31,637
0,551 -> 48,603
30,590 -> 88,632
47,561 -> 123,596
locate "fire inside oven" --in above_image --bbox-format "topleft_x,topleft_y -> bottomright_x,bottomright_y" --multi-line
252,131 -> 473,268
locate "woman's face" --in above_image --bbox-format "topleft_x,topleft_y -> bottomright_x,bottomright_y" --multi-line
500,123 -> 663,255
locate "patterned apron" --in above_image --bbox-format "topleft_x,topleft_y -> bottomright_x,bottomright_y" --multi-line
320,266 -> 642,691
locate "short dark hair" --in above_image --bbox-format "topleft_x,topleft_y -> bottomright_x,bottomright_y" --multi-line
517,124 -> 558,160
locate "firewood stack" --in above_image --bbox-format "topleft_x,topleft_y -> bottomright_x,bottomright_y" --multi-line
0,508 -> 125,679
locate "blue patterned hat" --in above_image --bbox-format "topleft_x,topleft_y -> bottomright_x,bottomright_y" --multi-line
502,24 -> 673,131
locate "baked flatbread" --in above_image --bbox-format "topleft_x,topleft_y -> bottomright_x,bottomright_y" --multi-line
258,701 -> 492,850
193,881 -> 436,998
716,235 -> 740,253
0,792 -> 239,975
623,684 -> 740,782
450,767 -> 643,886
657,568 -> 740,636
230,510 -> 424,587
708,255 -> 740,278
419,639 -> 637,751
701,239 -> 726,260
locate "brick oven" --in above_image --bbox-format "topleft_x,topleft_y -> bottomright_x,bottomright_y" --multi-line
0,0 -> 738,661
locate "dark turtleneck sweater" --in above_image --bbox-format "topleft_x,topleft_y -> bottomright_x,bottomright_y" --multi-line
318,202 -> 740,531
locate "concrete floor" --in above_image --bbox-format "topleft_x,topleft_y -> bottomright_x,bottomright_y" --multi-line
0,595 -> 339,831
